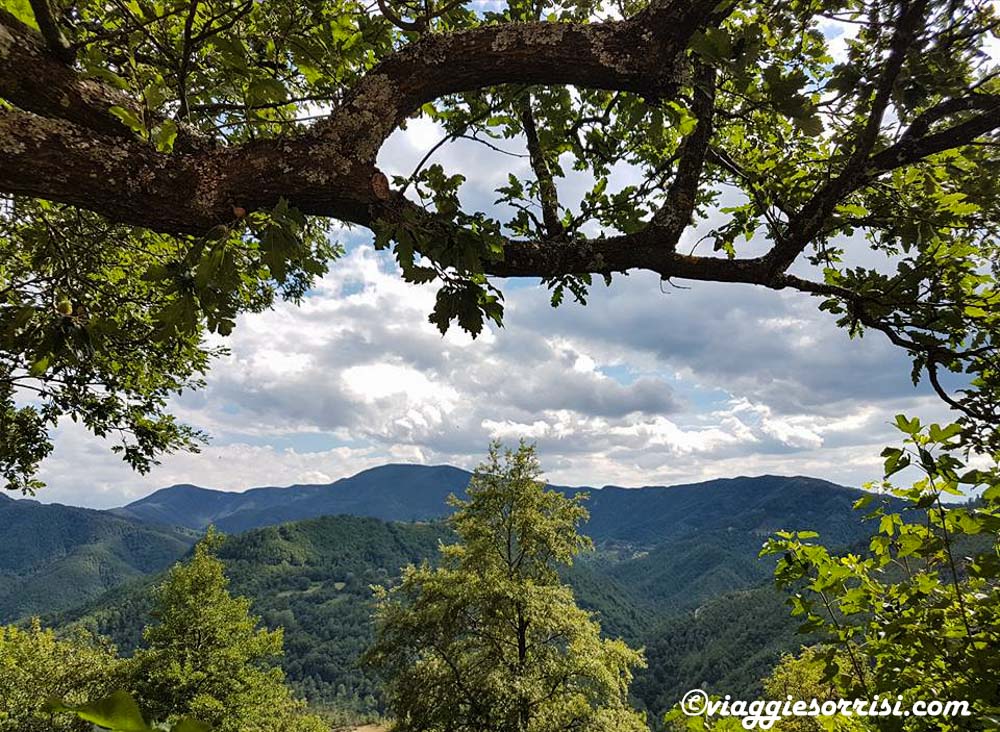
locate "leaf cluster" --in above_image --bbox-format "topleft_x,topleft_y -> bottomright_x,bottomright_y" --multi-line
0,196 -> 337,491
760,418 -> 1000,730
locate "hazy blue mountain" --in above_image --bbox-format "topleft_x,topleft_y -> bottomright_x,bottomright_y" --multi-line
0,497 -> 196,622
113,467 -> 870,549
111,465 -> 474,532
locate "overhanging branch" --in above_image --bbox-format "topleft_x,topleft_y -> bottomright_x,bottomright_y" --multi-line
0,5 -> 709,233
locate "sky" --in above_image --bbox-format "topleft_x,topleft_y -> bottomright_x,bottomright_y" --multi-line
34,18 -> 968,509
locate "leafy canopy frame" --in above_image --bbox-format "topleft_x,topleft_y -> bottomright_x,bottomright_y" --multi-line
1,0 -> 999,488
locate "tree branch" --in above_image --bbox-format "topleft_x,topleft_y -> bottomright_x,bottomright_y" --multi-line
869,102 -> 1000,172
1,8 -> 710,230
519,93 -> 564,238
0,9 -> 135,137
641,63 -> 716,248
761,0 -> 930,278
3,0 -> 997,315
27,0 -> 74,63
0,107 -> 377,232
176,0 -> 201,119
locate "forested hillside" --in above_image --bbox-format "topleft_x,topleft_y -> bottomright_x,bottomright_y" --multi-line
3,468 -> 877,628
0,496 -> 196,621
11,444 -> 996,729
53,501 -> 871,719
634,584 -> 811,712
7,468 -> 896,720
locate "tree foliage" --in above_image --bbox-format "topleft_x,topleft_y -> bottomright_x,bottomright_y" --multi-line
761,419 -> 1000,730
131,528 -> 328,732
760,648 -> 857,732
365,442 -> 648,732
0,193 -> 335,492
0,529 -> 329,732
0,620 -> 124,732
2,0 -> 1000,488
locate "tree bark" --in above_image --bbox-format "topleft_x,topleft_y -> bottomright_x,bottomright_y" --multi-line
2,0 -> 999,292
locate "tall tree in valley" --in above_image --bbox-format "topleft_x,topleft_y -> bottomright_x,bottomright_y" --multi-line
366,441 -> 648,732
130,529 -> 327,732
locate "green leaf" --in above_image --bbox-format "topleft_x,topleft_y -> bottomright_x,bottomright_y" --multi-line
48,691 -> 150,731
689,27 -> 732,61
4,0 -> 37,27
152,120 -> 179,153
794,114 -> 824,136
29,355 -> 50,377
894,414 -> 921,435
928,423 -> 963,443
853,494 -> 875,510
108,106 -> 147,139
247,77 -> 288,105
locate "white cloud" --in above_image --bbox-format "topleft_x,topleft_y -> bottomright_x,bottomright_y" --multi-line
34,240 -> 957,509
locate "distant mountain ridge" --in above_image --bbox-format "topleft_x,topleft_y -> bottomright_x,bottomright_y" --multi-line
111,464 -> 474,533
111,465 -> 866,546
4,466 -> 883,628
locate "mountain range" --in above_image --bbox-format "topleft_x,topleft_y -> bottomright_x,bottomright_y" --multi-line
110,464 -> 865,544
3,465 -> 887,719
110,464 -> 475,533
1,466 -> 877,625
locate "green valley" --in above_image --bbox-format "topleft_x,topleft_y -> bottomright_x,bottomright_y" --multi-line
0,494 -> 196,621
24,468 -> 886,722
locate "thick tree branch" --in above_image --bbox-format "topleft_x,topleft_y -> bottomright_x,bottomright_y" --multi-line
900,92 -> 1000,141
0,9 -> 136,137
1,6 -> 713,231
325,11 -> 715,136
363,185 -> 774,284
483,233 -> 772,283
3,0 -> 997,308
1,9 -> 213,152
27,0 -> 74,63
0,107 -> 378,232
869,102 -> 1000,171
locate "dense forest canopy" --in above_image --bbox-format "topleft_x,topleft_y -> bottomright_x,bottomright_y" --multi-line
1,0 -> 999,489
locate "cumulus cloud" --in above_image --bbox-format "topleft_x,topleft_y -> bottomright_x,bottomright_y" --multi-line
36,240 -> 953,509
